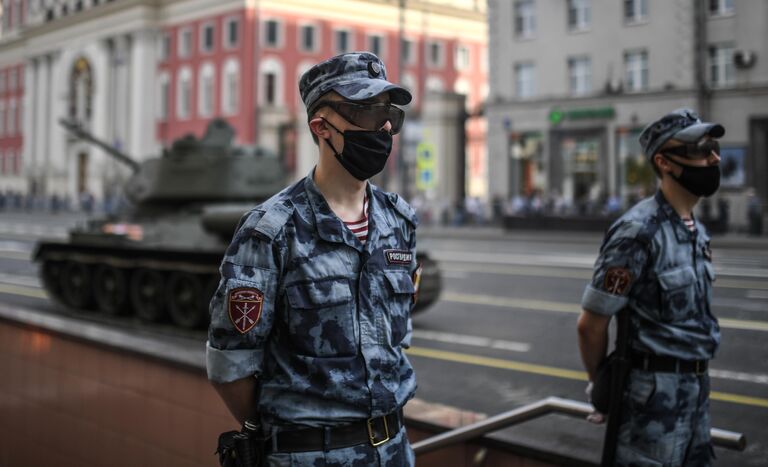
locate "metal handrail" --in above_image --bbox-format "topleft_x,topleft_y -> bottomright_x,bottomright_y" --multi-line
412,396 -> 746,455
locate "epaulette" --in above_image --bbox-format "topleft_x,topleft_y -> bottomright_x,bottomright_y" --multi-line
386,192 -> 419,227
252,199 -> 294,241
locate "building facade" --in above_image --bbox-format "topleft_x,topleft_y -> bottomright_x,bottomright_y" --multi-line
487,0 -> 768,226
0,0 -> 487,205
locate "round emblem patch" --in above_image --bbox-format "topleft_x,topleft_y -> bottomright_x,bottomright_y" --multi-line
603,267 -> 633,296
368,61 -> 381,77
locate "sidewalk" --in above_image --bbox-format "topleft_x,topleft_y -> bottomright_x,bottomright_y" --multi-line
419,224 -> 768,250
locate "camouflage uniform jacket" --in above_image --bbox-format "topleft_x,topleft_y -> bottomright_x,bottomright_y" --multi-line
206,170 -> 419,427
581,190 -> 720,360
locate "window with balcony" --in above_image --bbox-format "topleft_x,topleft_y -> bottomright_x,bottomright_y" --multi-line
514,0 -> 536,38
568,56 -> 591,95
568,0 -> 591,31
514,62 -> 536,98
624,50 -> 648,91
624,0 -> 648,23
709,44 -> 734,87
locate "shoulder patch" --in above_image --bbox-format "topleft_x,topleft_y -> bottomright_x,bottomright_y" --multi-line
386,192 -> 419,227
253,200 -> 294,241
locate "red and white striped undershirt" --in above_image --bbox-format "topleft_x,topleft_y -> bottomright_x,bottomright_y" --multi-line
682,217 -> 696,233
344,195 -> 369,245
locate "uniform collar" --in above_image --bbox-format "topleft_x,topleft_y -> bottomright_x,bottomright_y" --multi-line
655,190 -> 695,243
304,168 -> 366,252
365,187 -> 395,250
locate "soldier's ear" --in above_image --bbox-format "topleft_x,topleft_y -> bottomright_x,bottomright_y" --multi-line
309,117 -> 331,140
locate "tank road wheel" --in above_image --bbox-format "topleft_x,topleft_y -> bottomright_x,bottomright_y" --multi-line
167,272 -> 207,329
130,269 -> 167,323
41,260 -> 65,303
93,265 -> 129,315
59,261 -> 94,310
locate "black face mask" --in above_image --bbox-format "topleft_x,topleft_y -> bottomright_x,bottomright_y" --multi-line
668,160 -> 721,197
323,119 -> 393,181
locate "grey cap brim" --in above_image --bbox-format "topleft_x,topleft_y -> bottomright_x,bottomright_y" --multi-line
672,122 -> 725,143
332,78 -> 412,106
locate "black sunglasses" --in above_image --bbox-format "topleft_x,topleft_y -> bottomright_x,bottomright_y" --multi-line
313,101 -> 405,135
662,139 -> 720,160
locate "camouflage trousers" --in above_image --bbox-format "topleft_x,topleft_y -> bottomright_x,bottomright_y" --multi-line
615,369 -> 713,467
265,425 -> 415,467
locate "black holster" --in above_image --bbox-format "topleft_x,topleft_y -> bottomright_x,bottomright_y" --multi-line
216,422 -> 266,467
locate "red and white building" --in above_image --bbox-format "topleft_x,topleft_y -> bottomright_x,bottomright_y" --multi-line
0,0 -> 487,202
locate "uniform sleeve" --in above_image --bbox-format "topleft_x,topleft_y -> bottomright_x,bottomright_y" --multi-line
206,212 -> 283,383
402,236 -> 418,349
581,221 -> 649,316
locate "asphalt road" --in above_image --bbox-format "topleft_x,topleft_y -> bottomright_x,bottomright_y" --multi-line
1,212 -> 766,465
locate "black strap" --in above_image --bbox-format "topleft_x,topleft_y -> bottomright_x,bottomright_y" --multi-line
631,353 -> 708,374
269,411 -> 402,453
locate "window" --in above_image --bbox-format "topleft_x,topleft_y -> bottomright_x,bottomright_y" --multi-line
335,29 -> 351,54
7,99 -> 15,134
425,76 -> 445,93
402,73 -> 417,105
224,17 -> 240,48
455,45 -> 470,71
178,27 -> 192,58
200,22 -> 214,53
0,102 -> 5,137
709,0 -> 734,16
176,67 -> 192,119
158,33 -> 171,61
299,24 -> 317,52
7,69 -> 15,91
259,58 -> 283,107
263,19 -> 281,48
568,0 -> 591,31
222,58 -> 240,115
624,50 -> 648,92
428,41 -> 444,68
157,73 -> 169,120
709,44 -> 734,87
0,72 -> 5,93
568,56 -> 591,95
401,38 -> 415,65
514,62 -> 536,98
368,34 -> 384,58
624,0 -> 647,23
198,63 -> 214,117
514,0 -> 536,38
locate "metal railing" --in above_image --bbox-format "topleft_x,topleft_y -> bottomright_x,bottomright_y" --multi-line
412,396 -> 746,456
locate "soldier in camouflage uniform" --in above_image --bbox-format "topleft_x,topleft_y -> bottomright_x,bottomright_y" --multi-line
577,109 -> 724,466
206,52 -> 420,466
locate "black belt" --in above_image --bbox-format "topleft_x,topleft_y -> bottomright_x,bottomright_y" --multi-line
631,353 -> 708,375
269,410 -> 402,453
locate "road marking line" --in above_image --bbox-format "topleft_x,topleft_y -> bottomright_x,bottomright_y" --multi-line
746,290 -> 768,300
0,283 -> 47,299
709,369 -> 768,385
442,292 -> 768,332
414,330 -> 530,353
441,263 -> 768,291
406,346 -> 768,409
0,251 -> 31,260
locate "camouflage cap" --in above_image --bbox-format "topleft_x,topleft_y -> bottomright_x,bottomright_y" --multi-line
639,108 -> 725,159
299,52 -> 412,114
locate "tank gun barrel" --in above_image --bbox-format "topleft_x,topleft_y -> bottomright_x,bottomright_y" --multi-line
59,118 -> 141,173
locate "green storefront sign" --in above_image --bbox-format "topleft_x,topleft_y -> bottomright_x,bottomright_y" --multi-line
549,107 -> 615,124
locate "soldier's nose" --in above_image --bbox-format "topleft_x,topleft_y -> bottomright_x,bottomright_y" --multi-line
380,121 -> 393,133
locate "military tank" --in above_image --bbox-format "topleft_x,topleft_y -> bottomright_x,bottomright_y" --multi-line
33,119 -> 441,329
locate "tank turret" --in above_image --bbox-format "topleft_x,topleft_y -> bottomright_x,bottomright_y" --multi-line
33,119 -> 442,329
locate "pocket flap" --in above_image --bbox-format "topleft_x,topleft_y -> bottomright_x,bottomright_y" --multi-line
384,270 -> 415,295
704,262 -> 716,281
286,278 -> 352,309
657,266 -> 696,290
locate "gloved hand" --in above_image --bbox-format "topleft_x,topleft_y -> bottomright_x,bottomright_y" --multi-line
585,381 -> 606,424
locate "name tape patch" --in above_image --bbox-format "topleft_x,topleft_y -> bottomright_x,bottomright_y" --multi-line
385,249 -> 413,265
